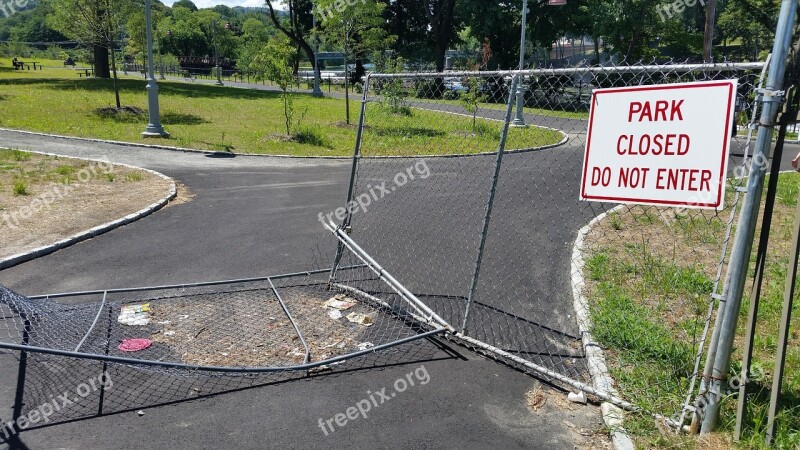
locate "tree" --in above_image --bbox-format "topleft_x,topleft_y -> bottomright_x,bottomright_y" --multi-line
317,0 -> 394,124
461,39 -> 490,132
251,36 -> 304,136
264,0 -> 320,82
424,0 -> 458,72
48,0 -> 133,105
159,6 -> 208,57
172,0 -> 198,12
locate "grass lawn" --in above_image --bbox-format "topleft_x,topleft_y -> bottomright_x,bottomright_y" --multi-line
0,59 -> 565,156
584,173 -> 800,448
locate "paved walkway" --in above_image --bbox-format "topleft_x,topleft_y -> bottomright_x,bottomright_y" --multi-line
0,129 -> 606,449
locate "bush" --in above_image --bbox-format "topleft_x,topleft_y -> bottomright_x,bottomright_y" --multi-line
12,180 -> 29,196
294,126 -> 333,148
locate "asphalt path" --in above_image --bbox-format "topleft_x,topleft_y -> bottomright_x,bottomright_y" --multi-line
0,128 -> 606,449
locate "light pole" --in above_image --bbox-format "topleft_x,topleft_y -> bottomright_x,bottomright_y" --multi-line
512,0 -> 529,127
512,0 -> 566,127
142,0 -> 168,138
212,19 -> 224,86
312,3 -> 323,97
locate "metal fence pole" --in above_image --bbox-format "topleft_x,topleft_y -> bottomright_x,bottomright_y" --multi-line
765,177 -> 800,445
461,74 -> 520,333
734,86 -> 793,440
700,0 -> 798,432
328,75 -> 372,284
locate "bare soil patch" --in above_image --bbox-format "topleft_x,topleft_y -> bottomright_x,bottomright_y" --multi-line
0,149 -> 175,259
147,288 -> 374,368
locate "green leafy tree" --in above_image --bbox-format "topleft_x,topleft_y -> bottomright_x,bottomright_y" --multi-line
317,0 -> 395,124
461,40 -> 490,132
264,0 -> 319,79
48,0 -> 133,105
251,36 -> 304,136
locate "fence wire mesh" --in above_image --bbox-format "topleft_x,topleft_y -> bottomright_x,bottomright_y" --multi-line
328,60 -> 767,428
0,60 -> 769,433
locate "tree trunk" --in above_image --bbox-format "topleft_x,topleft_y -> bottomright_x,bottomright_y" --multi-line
344,53 -> 350,125
703,0 -> 718,62
593,35 -> 600,65
94,44 -> 110,78
432,0 -> 457,73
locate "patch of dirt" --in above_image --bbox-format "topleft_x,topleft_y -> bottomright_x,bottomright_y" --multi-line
582,204 -> 730,329
0,152 -> 173,259
94,105 -> 145,118
147,289 -> 374,368
164,181 -> 195,208
263,133 -> 294,143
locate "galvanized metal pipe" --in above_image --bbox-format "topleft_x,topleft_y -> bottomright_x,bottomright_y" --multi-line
0,328 -> 446,374
462,75 -> 520,333
700,0 -> 798,433
325,220 -> 455,332
268,278 -> 310,364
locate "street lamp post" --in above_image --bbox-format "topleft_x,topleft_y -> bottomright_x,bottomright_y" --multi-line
512,0 -> 529,127
142,0 -> 168,138
311,4 -> 323,97
212,20 -> 223,86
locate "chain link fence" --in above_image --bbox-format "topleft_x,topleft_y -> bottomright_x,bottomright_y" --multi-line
326,60 -> 768,430
0,59 -> 769,434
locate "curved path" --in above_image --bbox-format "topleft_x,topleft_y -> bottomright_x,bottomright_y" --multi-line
0,129 -> 607,450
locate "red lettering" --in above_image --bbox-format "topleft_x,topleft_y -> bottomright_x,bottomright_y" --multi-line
655,100 -> 669,121
670,99 -> 684,121
628,102 -> 642,122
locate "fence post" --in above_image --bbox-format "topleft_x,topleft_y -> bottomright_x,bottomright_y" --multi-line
328,74 -> 373,284
699,0 -> 798,432
461,74 -> 520,333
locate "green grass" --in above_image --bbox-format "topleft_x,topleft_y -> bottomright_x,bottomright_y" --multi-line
12,180 -> 28,196
585,173 -> 800,447
415,95 -> 591,120
0,59 -> 564,156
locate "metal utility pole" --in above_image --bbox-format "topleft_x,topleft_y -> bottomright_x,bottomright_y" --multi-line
512,0 -> 529,127
142,0 -> 169,138
213,20 -> 223,86
699,0 -> 797,432
312,3 -> 323,97
703,0 -> 718,62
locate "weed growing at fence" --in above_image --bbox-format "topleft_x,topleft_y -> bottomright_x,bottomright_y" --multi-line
585,173 -> 800,447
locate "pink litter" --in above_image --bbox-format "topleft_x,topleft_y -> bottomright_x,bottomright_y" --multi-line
119,338 -> 152,352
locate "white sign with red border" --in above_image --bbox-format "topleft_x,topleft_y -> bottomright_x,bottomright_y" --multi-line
580,79 -> 738,209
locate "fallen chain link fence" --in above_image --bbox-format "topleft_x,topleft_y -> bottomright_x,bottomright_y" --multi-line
327,59 -> 767,431
0,59 -> 768,435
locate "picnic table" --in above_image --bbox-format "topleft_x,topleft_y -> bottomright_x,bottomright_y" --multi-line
15,61 -> 42,70
75,67 -> 94,78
